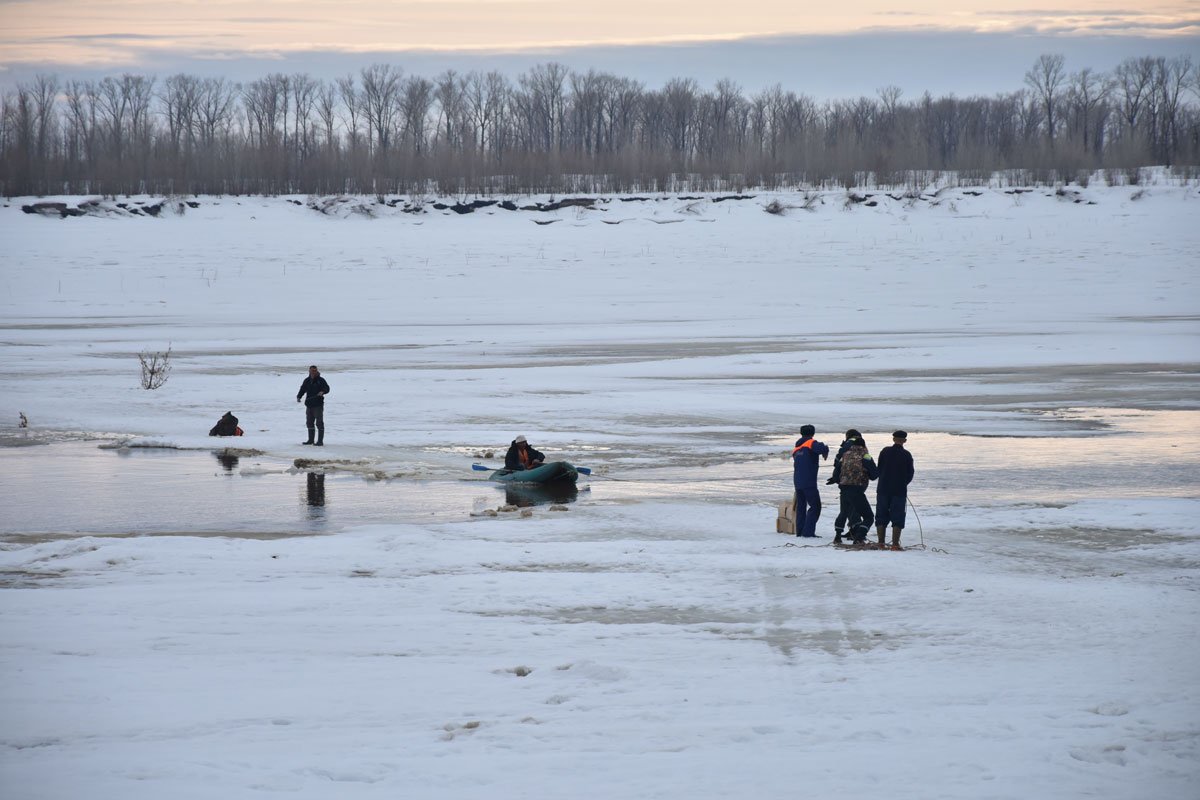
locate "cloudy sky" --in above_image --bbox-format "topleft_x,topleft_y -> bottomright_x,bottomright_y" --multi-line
1,1 -> 1197,95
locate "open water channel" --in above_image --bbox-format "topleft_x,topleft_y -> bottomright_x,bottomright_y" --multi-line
1,408 -> 1196,540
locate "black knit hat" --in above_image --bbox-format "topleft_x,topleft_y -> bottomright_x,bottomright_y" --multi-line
892,430 -> 908,439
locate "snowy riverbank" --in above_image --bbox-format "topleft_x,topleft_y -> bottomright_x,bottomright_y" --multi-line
2,499 -> 1198,799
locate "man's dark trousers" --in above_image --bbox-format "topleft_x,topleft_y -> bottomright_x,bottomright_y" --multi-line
796,486 -> 821,537
839,486 -> 874,540
306,405 -> 324,444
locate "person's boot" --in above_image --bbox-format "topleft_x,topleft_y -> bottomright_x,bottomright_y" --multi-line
890,526 -> 903,551
877,527 -> 886,549
833,529 -> 844,545
315,430 -> 324,447
302,430 -> 315,445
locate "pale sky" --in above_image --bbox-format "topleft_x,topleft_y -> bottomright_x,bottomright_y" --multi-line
3,0 -> 1197,65
1,1 -> 1196,95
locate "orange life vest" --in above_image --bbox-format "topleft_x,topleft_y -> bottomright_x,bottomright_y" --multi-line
791,440 -> 815,457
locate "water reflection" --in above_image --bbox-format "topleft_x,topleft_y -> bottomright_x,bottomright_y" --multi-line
215,451 -> 240,473
305,472 -> 326,508
0,408 -> 1194,538
505,482 -> 579,508
634,408 -> 1200,505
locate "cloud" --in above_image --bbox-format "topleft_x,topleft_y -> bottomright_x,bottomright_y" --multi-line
225,17 -> 331,25
1036,18 -> 1200,33
982,8 -> 1156,16
38,33 -> 211,42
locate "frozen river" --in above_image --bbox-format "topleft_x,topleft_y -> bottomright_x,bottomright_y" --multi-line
2,187 -> 1199,799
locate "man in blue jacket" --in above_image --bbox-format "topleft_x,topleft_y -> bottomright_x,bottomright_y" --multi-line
792,424 -> 829,538
875,430 -> 915,550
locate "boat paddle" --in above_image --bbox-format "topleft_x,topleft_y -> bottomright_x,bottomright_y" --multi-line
471,463 -> 591,475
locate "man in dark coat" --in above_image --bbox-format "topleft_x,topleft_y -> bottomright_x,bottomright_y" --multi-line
826,429 -> 878,545
791,424 -> 829,538
208,411 -> 242,437
296,365 -> 331,446
875,430 -> 915,550
504,435 -> 545,470
827,428 -> 861,538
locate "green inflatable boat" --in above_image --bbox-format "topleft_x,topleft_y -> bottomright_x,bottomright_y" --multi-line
487,461 -> 579,485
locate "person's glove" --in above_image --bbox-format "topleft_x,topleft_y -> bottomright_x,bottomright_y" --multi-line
825,477 -> 837,485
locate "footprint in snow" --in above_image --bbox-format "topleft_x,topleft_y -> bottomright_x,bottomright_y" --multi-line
1089,702 -> 1130,716
494,665 -> 533,677
440,720 -> 481,741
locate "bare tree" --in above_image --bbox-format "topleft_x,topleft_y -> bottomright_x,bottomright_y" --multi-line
1065,67 -> 1110,158
63,79 -> 98,176
336,74 -> 362,151
434,69 -> 466,152
1115,56 -> 1154,133
360,64 -> 402,152
315,79 -> 339,153
290,73 -> 319,164
1025,54 -> 1067,144
400,75 -> 434,155
160,73 -> 200,184
30,74 -> 59,183
1154,56 -> 1194,164
663,77 -> 699,158
195,77 -> 237,149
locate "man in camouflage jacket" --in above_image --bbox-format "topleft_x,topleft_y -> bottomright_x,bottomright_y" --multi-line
826,429 -> 878,544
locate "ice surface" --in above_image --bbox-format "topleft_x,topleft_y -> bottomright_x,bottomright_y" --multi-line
1,183 -> 1198,797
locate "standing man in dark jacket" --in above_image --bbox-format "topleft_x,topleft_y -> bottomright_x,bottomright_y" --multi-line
875,430 -> 915,550
296,365 -> 331,446
791,424 -> 829,538
827,429 -> 878,545
504,435 -> 545,470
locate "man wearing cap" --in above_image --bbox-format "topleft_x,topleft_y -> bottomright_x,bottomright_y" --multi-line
875,431 -> 915,550
791,424 -> 830,538
505,435 -> 546,471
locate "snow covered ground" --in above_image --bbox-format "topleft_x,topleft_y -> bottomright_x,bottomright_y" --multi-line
1,181 -> 1198,797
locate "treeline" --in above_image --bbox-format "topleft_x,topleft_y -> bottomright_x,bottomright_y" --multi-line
1,54 -> 1197,197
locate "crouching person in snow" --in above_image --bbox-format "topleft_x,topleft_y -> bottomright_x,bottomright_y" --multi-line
791,424 -> 829,538
505,435 -> 545,470
208,411 -> 243,437
296,365 -> 331,446
826,429 -> 878,545
875,430 -> 915,550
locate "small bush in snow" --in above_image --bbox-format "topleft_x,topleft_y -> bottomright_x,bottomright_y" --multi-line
138,346 -> 173,390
